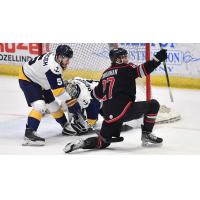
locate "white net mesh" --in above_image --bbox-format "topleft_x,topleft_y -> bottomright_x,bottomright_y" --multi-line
44,43 -> 110,71
43,43 -> 181,124
43,43 -> 148,101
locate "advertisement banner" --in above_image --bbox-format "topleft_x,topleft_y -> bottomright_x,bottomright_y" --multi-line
120,43 -> 200,78
57,43 -> 200,78
0,43 -> 200,79
0,43 -> 42,66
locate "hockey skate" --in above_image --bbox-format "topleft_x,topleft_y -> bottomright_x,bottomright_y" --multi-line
23,125 -> 45,146
63,139 -> 85,153
141,125 -> 163,146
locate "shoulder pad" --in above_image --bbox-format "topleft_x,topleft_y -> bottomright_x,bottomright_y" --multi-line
50,64 -> 62,75
48,54 -> 63,75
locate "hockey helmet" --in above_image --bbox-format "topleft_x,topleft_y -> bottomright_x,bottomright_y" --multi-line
109,48 -> 128,63
64,80 -> 81,99
56,45 -> 73,59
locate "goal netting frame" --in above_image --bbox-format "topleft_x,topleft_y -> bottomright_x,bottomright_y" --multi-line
42,43 -> 181,124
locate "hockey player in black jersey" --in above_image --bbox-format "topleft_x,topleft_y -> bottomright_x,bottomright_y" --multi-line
63,47 -> 168,153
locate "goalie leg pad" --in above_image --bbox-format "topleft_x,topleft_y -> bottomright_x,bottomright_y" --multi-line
62,122 -> 77,136
72,119 -> 88,135
71,114 -> 89,135
62,115 -> 89,136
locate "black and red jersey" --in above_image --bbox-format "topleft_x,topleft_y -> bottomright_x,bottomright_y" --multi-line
92,59 -> 161,123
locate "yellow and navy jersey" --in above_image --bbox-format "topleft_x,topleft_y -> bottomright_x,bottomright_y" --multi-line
21,53 -> 66,97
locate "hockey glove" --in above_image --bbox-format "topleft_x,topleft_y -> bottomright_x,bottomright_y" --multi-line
154,49 -> 167,62
71,114 -> 89,135
66,99 -> 88,135
64,80 -> 81,99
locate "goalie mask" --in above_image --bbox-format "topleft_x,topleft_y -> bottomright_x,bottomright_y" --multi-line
64,80 -> 81,99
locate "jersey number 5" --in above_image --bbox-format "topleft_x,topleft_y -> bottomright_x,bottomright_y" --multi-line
102,77 -> 115,101
57,78 -> 63,86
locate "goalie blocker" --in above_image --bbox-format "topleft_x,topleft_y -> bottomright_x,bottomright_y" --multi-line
62,98 -> 89,135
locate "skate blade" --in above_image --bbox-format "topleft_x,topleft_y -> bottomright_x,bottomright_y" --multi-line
22,139 -> 45,146
142,141 -> 163,147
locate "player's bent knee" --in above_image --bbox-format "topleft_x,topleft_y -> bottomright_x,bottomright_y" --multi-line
31,100 -> 46,114
150,99 -> 160,112
46,100 -> 60,113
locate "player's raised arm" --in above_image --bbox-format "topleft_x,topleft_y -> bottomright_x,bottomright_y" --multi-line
130,49 -> 167,79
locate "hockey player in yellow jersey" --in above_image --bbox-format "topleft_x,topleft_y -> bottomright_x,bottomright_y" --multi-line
19,45 -> 88,146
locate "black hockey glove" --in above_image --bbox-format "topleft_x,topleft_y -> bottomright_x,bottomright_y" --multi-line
65,99 -> 88,135
154,49 -> 167,62
71,114 -> 88,135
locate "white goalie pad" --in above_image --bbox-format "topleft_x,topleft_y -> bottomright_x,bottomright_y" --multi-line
156,105 -> 181,124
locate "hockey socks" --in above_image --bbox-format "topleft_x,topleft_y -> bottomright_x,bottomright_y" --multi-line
27,109 -> 42,131
51,109 -> 67,127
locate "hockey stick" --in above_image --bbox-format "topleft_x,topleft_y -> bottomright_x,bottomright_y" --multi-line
159,43 -> 174,102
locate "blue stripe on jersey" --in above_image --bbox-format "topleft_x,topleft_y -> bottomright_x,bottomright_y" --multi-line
45,69 -> 64,90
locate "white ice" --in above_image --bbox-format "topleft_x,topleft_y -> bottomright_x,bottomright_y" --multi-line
0,75 -> 200,155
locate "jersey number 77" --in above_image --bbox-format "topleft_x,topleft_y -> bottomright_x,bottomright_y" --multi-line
102,76 -> 115,101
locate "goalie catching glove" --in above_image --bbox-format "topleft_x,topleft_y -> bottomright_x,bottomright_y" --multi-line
72,114 -> 89,135
62,98 -> 89,136
62,114 -> 89,136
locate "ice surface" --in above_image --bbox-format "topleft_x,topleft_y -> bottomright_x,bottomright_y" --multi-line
0,75 -> 200,154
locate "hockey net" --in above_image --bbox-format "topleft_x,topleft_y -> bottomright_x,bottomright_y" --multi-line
42,43 -> 181,124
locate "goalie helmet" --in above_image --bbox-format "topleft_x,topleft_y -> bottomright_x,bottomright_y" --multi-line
109,48 -> 128,63
56,45 -> 73,59
64,80 -> 81,99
